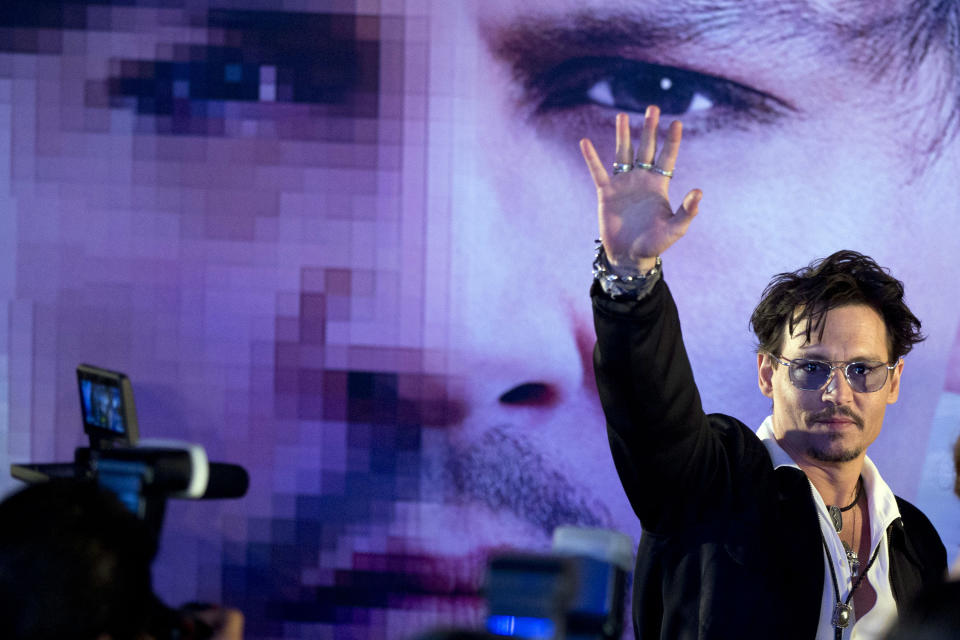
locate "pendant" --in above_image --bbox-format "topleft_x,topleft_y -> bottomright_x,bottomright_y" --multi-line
832,603 -> 853,629
829,505 -> 843,532
842,541 -> 860,577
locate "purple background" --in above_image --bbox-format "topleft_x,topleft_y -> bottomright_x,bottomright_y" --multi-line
2,2 -> 960,638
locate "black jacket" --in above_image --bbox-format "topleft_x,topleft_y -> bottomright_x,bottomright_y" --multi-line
592,277 -> 946,639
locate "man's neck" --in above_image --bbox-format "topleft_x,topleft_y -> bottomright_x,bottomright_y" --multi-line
766,416 -> 867,506
794,455 -> 865,507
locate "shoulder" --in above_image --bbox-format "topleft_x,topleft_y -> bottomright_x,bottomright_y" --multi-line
702,413 -> 783,503
892,495 -> 947,575
708,414 -> 774,466
895,496 -> 942,539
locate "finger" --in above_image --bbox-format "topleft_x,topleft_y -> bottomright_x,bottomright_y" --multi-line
615,112 -> 632,165
655,120 -> 682,172
669,189 -> 702,234
200,608 -> 244,640
219,609 -> 244,640
636,105 -> 660,164
580,138 -> 610,188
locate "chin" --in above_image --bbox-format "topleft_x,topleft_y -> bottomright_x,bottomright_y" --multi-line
808,445 -> 863,464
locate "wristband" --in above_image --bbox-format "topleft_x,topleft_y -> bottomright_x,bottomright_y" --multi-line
592,240 -> 661,299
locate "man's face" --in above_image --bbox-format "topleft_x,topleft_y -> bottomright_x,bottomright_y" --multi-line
2,0 -> 959,638
463,0 -> 960,494
758,304 -> 904,467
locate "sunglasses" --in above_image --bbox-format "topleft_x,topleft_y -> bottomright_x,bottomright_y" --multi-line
765,354 -> 898,393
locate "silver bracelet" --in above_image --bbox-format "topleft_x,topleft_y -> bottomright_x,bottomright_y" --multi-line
592,240 -> 661,298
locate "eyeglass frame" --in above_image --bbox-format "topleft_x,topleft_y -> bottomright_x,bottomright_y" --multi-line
763,352 -> 901,394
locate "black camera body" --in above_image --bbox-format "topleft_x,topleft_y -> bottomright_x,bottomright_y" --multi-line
11,364 -> 249,532
483,527 -> 633,640
6,364 -> 249,640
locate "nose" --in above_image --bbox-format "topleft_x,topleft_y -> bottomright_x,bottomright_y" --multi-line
497,318 -> 597,406
820,366 -> 854,404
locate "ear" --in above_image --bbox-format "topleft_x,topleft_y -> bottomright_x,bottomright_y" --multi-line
885,358 -> 904,405
758,352 -> 775,399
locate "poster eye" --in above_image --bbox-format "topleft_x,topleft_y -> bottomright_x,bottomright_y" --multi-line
520,56 -> 793,135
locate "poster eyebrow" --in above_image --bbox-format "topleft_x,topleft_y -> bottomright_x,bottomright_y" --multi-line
481,1 -> 830,62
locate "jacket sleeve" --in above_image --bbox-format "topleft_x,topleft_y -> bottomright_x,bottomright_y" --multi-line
592,276 -> 769,535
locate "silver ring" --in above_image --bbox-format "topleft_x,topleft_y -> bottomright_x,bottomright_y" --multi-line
634,161 -> 654,170
649,166 -> 674,178
612,162 -> 633,175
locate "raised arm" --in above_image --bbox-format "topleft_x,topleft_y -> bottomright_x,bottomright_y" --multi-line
585,108 -> 768,533
579,106 -> 702,273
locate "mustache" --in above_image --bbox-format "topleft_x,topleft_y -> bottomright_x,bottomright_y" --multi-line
804,405 -> 864,429
440,426 -> 611,537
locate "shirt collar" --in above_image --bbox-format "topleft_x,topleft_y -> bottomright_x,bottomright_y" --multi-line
756,415 -> 901,538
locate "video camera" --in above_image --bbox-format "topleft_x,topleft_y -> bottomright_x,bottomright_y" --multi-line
482,527 -> 633,640
4,364 -> 250,640
10,364 -> 249,534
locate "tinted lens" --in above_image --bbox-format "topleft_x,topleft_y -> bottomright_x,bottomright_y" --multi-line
787,359 -> 889,392
788,360 -> 832,390
844,362 -> 888,393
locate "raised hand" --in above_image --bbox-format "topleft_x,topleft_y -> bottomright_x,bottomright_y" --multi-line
580,106 -> 702,273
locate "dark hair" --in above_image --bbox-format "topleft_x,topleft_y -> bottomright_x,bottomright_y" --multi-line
884,580 -> 960,640
954,434 -> 960,499
750,250 -> 924,361
0,480 -> 159,640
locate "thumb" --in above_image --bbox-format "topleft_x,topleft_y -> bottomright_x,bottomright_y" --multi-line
668,189 -> 702,237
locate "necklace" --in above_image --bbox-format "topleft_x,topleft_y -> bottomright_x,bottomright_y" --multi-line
820,531 -> 880,639
841,496 -> 860,576
841,540 -> 860,577
828,477 -> 862,533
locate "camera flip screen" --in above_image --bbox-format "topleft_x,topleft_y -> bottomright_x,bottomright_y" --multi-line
81,379 -> 125,434
76,364 -> 138,447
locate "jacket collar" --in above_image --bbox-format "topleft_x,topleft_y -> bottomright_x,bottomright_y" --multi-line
756,415 -> 902,542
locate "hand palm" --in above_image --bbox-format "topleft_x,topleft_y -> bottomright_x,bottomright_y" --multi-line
580,107 -> 702,270
599,177 -> 679,262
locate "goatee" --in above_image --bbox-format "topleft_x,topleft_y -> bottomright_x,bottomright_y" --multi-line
807,440 -> 863,463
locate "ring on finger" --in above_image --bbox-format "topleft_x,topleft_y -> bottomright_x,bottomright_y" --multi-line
634,161 -> 654,170
612,162 -> 633,175
649,166 -> 674,178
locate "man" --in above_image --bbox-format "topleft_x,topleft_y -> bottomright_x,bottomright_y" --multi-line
0,479 -> 244,640
1,1 -> 959,638
582,106 -> 946,637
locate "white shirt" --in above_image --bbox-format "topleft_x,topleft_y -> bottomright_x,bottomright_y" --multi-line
757,416 -> 901,639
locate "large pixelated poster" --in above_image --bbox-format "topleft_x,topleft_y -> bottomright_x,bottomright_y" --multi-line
1,1 -> 959,638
